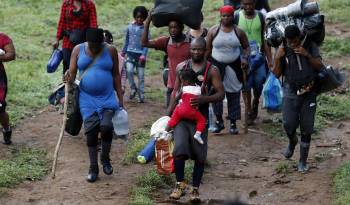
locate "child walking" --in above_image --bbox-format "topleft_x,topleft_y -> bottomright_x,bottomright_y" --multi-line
122,6 -> 149,103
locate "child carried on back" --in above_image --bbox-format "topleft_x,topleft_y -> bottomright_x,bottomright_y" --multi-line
164,69 -> 206,144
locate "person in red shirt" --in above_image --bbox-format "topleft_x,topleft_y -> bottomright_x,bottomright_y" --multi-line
0,32 -> 16,145
53,0 -> 97,75
141,10 -> 191,107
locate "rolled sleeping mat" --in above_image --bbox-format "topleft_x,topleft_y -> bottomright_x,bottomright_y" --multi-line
266,0 -> 319,20
137,138 -> 156,164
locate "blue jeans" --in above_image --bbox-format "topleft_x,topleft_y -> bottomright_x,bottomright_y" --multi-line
246,62 -> 267,97
126,56 -> 145,99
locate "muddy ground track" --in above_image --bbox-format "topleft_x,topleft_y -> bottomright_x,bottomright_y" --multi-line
1,0 -> 350,204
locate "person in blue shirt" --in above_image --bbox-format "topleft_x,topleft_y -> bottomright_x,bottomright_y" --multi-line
65,28 -> 124,182
122,6 -> 149,103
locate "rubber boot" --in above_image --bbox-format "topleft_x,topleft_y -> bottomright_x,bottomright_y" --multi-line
251,98 -> 259,120
101,140 -> 113,175
2,128 -> 12,145
283,134 -> 298,159
298,142 -> 310,173
86,146 -> 99,182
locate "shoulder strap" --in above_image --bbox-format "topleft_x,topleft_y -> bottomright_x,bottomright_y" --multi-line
212,24 -> 221,41
257,10 -> 265,44
184,59 -> 191,70
78,44 -> 104,81
233,10 -> 240,25
201,61 -> 211,88
232,25 -> 239,40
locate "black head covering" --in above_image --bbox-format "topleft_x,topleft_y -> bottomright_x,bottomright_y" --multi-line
86,28 -> 104,43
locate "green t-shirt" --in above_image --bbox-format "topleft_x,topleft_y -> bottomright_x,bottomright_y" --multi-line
237,11 -> 262,46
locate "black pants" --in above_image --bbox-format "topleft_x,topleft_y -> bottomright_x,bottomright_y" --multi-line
62,48 -> 72,75
84,110 -> 114,168
173,120 -> 207,188
85,110 -> 114,146
213,92 -> 241,121
282,91 -> 317,138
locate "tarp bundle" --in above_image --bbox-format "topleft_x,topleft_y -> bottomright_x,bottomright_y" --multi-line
315,66 -> 347,95
265,0 -> 325,47
152,0 -> 204,29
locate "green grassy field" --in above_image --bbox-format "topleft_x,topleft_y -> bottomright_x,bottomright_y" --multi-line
1,0 -> 350,204
0,0 -> 223,124
321,0 -> 350,26
0,146 -> 48,188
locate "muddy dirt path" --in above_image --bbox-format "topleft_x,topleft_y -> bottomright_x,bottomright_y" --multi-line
1,0 -> 350,204
0,75 -> 166,205
1,71 -> 349,205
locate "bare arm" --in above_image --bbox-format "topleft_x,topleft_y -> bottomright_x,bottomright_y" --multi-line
235,27 -> 250,69
294,46 -> 323,71
205,25 -> 219,59
166,66 -> 182,116
308,57 -> 323,71
236,27 -> 250,59
109,46 -> 124,108
0,42 -> 15,62
140,10 -> 162,49
272,46 -> 284,78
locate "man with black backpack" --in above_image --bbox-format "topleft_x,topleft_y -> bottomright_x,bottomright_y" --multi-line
272,25 -> 323,173
234,0 -> 273,125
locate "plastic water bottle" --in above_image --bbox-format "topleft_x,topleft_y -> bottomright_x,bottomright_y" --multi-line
112,108 -> 129,136
208,104 -> 217,132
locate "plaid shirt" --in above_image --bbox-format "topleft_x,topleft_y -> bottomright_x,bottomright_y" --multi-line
56,0 -> 97,49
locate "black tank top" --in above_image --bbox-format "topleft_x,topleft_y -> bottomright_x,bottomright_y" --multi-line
283,43 -> 318,89
185,60 -> 213,119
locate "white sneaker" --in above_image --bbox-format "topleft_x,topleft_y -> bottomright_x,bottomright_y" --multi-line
193,131 -> 204,144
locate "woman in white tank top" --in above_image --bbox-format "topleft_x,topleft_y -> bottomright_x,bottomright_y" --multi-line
206,5 -> 250,135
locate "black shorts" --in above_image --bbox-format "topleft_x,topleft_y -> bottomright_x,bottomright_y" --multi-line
173,120 -> 208,162
83,109 -> 114,134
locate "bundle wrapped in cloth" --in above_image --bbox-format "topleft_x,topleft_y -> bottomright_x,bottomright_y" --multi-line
140,116 -> 174,174
152,0 -> 204,29
137,116 -> 173,166
265,0 -> 325,47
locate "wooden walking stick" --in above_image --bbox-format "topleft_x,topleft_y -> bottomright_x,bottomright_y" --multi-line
242,69 -> 249,134
51,82 -> 69,179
